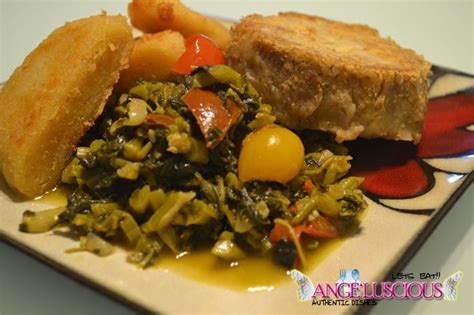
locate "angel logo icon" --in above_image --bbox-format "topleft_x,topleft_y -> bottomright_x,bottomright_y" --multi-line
442,271 -> 463,302
290,269 -> 315,302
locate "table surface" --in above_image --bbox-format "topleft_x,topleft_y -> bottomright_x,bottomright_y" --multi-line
0,1 -> 472,314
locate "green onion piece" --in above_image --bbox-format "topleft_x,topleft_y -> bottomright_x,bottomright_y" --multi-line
185,138 -> 209,164
261,236 -> 273,253
71,213 -> 96,229
166,132 -> 192,154
191,71 -> 217,88
66,232 -> 114,257
126,98 -> 148,126
316,193 -> 341,217
157,226 -> 181,254
89,139 -> 106,153
220,204 -> 241,231
19,207 -> 66,233
141,191 -> 195,232
234,213 -> 253,233
123,138 -> 153,162
109,98 -> 148,134
149,189 -> 167,211
291,196 -> 318,225
120,214 -> 142,245
224,172 -> 242,189
129,185 -> 151,215
127,235 -> 163,268
117,162 -> 140,180
338,176 -> 364,190
94,211 -> 121,234
218,231 -> 235,241
61,158 -> 84,184
129,84 -> 149,100
90,203 -> 120,217
172,199 -> 219,226
211,239 -> 246,260
256,201 -> 270,220
207,66 -> 245,93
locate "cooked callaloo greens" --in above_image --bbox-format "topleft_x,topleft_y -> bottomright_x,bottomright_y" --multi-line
20,65 -> 366,269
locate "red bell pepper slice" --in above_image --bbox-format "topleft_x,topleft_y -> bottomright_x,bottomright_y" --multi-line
303,179 -> 316,193
296,216 -> 339,239
172,34 -> 225,75
144,114 -> 174,128
269,223 -> 293,244
269,215 -> 339,245
181,88 -> 241,148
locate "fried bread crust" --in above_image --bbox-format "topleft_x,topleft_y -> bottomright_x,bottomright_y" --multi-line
226,13 -> 431,143
0,14 -> 133,197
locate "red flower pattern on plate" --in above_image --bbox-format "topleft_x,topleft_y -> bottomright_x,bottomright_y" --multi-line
348,93 -> 474,200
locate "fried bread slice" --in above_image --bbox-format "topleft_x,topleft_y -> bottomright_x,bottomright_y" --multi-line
226,13 -> 431,143
0,14 -> 133,197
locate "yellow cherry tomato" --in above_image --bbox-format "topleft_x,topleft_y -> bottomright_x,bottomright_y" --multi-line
238,125 -> 305,183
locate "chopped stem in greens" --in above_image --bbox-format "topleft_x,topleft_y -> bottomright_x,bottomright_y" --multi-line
19,65 -> 367,270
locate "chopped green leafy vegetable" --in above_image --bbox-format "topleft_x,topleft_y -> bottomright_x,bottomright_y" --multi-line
19,65 -> 367,270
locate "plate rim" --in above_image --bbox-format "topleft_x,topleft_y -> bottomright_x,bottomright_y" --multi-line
356,171 -> 473,315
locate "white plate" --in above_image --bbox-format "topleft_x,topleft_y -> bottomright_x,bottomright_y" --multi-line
1,2 -> 473,314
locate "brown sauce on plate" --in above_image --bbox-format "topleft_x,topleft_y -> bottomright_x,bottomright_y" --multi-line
156,238 -> 344,292
34,186 -> 70,205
